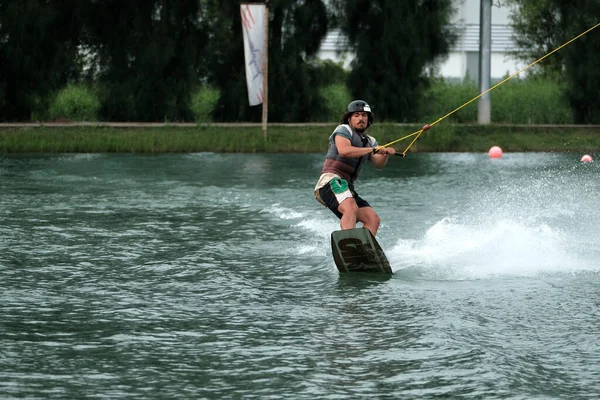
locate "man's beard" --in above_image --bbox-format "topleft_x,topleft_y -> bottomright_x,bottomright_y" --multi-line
353,125 -> 366,133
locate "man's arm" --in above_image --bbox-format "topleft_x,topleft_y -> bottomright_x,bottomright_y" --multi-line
334,135 -> 372,158
334,135 -> 396,168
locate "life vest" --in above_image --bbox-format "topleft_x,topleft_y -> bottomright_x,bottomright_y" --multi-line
320,124 -> 377,182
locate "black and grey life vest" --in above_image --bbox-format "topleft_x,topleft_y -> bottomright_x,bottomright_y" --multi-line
320,124 -> 376,183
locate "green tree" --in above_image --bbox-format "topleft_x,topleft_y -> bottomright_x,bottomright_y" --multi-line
329,0 -> 458,122
0,0 -> 84,121
504,0 -> 566,77
208,0 -> 329,122
203,0 -> 256,121
83,0 -> 207,121
505,0 -> 600,123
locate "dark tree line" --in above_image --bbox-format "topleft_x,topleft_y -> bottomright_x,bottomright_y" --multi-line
1,0 -> 598,123
0,0 -> 459,122
0,0 -> 84,121
0,0 -> 208,122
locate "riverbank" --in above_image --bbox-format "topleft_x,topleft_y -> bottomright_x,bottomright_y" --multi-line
1,123 -> 599,153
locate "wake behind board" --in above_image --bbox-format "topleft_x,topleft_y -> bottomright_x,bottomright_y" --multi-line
331,228 -> 393,274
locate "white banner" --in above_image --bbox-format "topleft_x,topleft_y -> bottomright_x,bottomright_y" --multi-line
240,3 -> 266,106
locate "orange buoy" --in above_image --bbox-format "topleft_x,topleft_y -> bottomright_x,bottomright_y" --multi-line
488,146 -> 503,159
580,154 -> 593,163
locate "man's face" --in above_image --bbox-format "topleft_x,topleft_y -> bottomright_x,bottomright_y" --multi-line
349,111 -> 368,132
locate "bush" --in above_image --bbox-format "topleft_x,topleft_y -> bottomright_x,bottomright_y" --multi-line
316,83 -> 352,122
30,94 -> 50,121
49,84 -> 101,121
191,86 -> 220,123
419,78 -> 479,123
418,77 -> 573,124
312,59 -> 349,86
492,77 -> 573,124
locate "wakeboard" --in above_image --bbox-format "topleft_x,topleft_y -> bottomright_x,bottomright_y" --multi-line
331,228 -> 393,274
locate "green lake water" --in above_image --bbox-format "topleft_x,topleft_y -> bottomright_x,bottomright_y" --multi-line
1,152 -> 600,398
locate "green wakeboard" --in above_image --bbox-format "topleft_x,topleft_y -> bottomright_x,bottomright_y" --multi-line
331,228 -> 393,274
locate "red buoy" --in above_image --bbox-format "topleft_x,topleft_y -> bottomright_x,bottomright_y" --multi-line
488,146 -> 503,159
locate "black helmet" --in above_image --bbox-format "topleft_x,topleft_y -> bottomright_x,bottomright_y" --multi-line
342,100 -> 374,127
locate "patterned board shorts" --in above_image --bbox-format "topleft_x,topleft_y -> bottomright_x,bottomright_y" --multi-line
317,177 -> 371,219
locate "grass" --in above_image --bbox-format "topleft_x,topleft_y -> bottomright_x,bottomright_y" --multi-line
1,123 -> 600,153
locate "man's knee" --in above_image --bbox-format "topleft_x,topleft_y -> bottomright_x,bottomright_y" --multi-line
359,208 -> 380,226
371,213 -> 381,226
365,213 -> 380,227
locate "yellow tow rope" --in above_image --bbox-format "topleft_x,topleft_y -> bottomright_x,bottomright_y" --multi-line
377,22 -> 600,156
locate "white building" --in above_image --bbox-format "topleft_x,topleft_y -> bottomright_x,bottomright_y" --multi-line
318,0 -> 526,81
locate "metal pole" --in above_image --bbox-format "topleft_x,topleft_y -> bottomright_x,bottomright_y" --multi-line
261,1 -> 269,138
478,0 -> 492,124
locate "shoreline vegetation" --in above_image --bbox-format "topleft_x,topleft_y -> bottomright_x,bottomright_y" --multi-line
1,123 -> 600,154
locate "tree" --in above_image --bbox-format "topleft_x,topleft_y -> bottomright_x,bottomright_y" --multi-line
0,0 -> 330,122
329,0 -> 458,122
505,0 -> 600,123
83,0 -> 207,121
0,0 -> 84,121
203,0 -> 256,121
